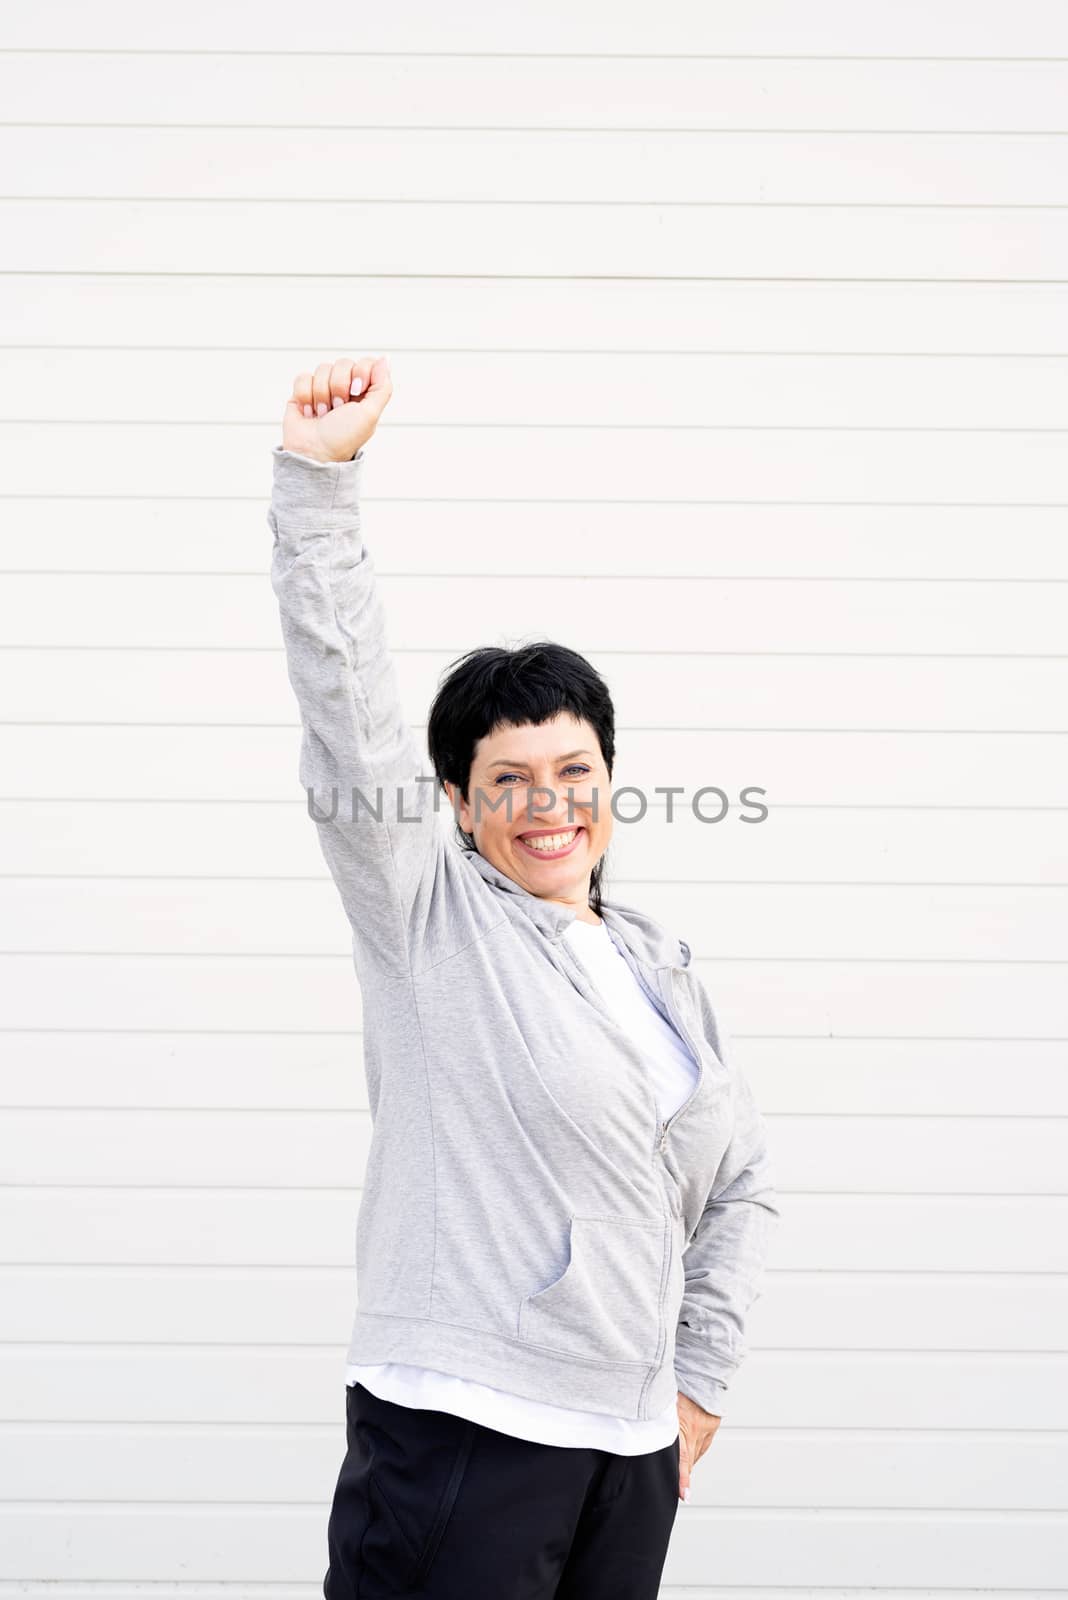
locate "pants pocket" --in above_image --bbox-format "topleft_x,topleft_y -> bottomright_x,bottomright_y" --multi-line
354,1385 -> 477,1593
518,1213 -> 668,1365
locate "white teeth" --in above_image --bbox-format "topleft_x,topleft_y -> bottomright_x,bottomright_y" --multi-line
522,830 -> 578,852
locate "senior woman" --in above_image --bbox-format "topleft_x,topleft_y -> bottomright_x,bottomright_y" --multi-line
269,354 -> 780,1600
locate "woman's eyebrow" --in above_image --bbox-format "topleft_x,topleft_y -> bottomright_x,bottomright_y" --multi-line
486,749 -> 595,770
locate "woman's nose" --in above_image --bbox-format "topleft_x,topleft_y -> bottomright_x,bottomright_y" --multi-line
519,786 -> 577,822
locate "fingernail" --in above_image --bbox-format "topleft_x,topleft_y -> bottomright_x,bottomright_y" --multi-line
303,404 -> 313,418
331,395 -> 345,408
350,378 -> 364,396
683,1487 -> 691,1503
316,401 -> 328,417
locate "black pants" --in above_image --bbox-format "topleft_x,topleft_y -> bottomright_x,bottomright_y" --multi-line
324,1382 -> 681,1599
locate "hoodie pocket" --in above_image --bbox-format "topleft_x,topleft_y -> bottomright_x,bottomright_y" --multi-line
517,1213 -> 668,1366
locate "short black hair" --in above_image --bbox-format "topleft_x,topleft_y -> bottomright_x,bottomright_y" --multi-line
426,640 -> 615,914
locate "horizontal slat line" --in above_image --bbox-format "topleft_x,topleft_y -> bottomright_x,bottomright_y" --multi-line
0,1185 -> 369,1195
5,1264 -> 1067,1278
0,1031 -> 1064,1042
0,1501 -> 315,1514
7,494 -> 1068,508
3,1184 -> 1067,1198
0,1421 -> 345,1433
5,573 -> 1068,586
0,693 -> 1034,725
11,197 -> 1068,213
11,344 -> 1068,357
4,1268 -> 1068,1282
0,1030 -> 367,1043
5,718 -> 1068,729
4,48 -> 1068,62
6,45 -> 1068,60
6,1491 -> 1068,1516
9,124 -> 1068,137
11,419 -> 1068,432
5,651 -> 1068,663
0,1579 -> 929,1600
3,953 -> 1065,965
0,1500 -> 334,1509
0,1031 -> 1062,1042
6,1484 -> 1068,1513
5,720 -> 1068,732
0,1591 -> 1055,1600
9,645 -> 1068,662
4,1265 -> 1062,1278
6,1106 -> 1067,1120
14,416 -> 1068,435
6,272 -> 1068,288
10,1504 -> 1068,1529
5,1340 -> 1068,1355
5,877 -> 1067,889
2,1267 -> 1061,1280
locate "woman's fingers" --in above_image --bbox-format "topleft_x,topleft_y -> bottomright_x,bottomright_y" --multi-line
311,361 -> 334,417
333,355 -> 371,406
292,369 -> 314,419
678,1427 -> 692,1498
292,358 -> 379,418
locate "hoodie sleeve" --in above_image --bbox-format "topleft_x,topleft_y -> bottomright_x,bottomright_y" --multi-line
674,1064 -> 781,1419
268,444 -> 445,977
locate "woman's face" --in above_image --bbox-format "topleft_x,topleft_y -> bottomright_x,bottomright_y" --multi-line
446,712 -> 613,909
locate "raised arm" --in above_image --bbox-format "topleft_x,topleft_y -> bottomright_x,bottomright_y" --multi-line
268,355 -> 445,978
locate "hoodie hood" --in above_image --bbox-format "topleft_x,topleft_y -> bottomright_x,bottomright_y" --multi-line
458,844 -> 691,972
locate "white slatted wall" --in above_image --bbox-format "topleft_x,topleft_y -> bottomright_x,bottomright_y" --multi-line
0,2 -> 1066,1594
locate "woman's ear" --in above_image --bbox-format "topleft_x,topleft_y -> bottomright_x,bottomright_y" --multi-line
444,779 -> 469,833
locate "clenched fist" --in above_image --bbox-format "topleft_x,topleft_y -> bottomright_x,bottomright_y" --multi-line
281,354 -> 393,464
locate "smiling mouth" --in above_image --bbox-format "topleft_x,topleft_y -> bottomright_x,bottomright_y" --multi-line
515,826 -> 585,859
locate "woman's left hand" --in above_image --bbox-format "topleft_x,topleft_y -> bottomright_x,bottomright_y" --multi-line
677,1390 -> 721,1501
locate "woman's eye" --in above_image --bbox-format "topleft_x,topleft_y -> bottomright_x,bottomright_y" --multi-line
494,766 -> 590,786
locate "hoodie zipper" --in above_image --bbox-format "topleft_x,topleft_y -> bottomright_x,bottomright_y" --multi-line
593,928 -> 683,1160
559,935 -> 670,1157
607,941 -> 703,1158
612,942 -> 704,1155
653,966 -> 706,1152
557,917 -> 700,1160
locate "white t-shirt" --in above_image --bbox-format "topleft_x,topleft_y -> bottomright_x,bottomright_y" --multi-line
346,913 -> 700,1453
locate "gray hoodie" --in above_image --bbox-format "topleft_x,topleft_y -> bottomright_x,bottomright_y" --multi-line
268,443 -> 781,1421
